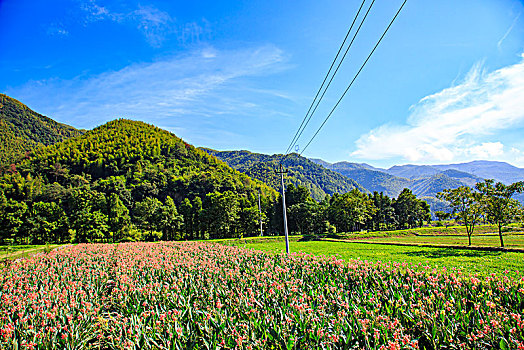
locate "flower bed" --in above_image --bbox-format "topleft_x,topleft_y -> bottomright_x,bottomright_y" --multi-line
1,242 -> 523,349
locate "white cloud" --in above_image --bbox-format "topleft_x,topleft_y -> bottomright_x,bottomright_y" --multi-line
352,54 -> 524,163
8,45 -> 290,145
498,13 -> 521,50
79,1 -> 188,47
47,23 -> 69,36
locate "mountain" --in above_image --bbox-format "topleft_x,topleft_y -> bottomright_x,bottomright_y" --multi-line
309,159 -> 410,198
201,150 -> 366,201
410,173 -> 465,197
384,161 -> 524,185
311,159 -> 489,202
22,119 -> 275,200
0,94 -> 83,165
432,160 -> 524,184
1,119 -> 279,243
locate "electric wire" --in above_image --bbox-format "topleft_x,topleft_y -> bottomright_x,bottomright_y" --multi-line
299,0 -> 407,157
284,0 -> 376,160
282,0 -> 368,157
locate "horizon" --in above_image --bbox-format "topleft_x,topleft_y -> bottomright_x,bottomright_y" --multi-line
2,0 -> 524,167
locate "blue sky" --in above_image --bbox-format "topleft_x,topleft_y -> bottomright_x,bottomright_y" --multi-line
1,0 -> 524,168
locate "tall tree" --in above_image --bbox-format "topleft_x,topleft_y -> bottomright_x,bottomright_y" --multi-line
0,197 -> 27,244
25,201 -> 68,244
159,196 -> 183,241
134,196 -> 162,235
475,180 -> 524,247
107,193 -> 131,242
437,186 -> 483,246
328,189 -> 375,233
202,191 -> 240,239
393,189 -> 424,229
180,198 -> 193,239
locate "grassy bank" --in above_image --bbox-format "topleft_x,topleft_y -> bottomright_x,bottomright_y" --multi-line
220,235 -> 524,277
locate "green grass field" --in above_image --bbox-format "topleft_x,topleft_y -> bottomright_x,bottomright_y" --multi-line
0,244 -> 63,260
220,233 -> 524,278
365,233 -> 524,247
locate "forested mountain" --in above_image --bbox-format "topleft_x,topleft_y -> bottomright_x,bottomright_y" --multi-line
1,119 -> 278,243
201,149 -> 366,200
0,94 -> 83,165
310,160 -> 410,198
311,158 -> 515,197
432,160 -> 524,184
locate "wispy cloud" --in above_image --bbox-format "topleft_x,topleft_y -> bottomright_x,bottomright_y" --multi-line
8,45 -> 291,145
78,0 -> 206,47
498,12 -> 521,50
47,23 -> 69,36
352,54 -> 524,164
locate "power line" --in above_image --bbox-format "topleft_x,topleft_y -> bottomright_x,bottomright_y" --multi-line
299,0 -> 407,157
283,0 -> 376,160
283,0 -> 368,156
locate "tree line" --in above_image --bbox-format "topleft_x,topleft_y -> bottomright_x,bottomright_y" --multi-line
0,169 -> 433,245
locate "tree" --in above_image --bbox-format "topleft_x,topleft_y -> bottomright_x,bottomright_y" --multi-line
134,196 -> 162,234
25,201 -> 68,244
434,211 -> 451,222
475,180 -> 524,247
285,184 -> 312,207
202,191 -> 240,239
369,192 -> 395,231
393,189 -> 424,229
72,209 -> 109,243
66,188 -> 110,243
180,198 -> 193,239
107,193 -> 131,242
0,198 -> 28,243
437,186 -> 483,246
328,189 -> 375,233
159,196 -> 183,241
191,196 -> 203,239
288,202 -> 318,234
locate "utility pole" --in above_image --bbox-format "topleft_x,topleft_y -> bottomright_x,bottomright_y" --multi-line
275,164 -> 290,256
258,188 -> 263,236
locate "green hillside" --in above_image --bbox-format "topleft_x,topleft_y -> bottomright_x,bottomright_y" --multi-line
0,94 -> 83,165
202,149 -> 366,200
2,119 -> 277,244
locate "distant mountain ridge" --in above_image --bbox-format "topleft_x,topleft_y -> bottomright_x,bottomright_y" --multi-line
310,159 -> 521,199
0,94 -> 83,165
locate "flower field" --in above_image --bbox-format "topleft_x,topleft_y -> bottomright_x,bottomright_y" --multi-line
1,242 -> 524,349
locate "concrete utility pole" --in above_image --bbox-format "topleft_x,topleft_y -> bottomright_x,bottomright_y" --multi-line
275,164 -> 290,256
258,188 -> 263,236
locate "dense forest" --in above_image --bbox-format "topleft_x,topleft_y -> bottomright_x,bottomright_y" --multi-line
0,94 -> 83,166
0,118 -> 433,244
202,149 -> 366,200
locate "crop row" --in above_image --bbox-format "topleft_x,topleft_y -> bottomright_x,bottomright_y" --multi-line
1,242 -> 524,349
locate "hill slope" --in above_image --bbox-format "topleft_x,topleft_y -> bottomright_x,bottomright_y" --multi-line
1,119 -> 278,243
202,149 -> 366,200
0,94 -> 83,164
23,119 -> 275,200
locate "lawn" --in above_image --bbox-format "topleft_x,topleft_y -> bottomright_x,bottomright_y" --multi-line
222,236 -> 524,277
367,233 -> 524,247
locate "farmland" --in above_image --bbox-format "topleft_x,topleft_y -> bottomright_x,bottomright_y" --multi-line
1,242 -> 524,349
222,231 -> 524,278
